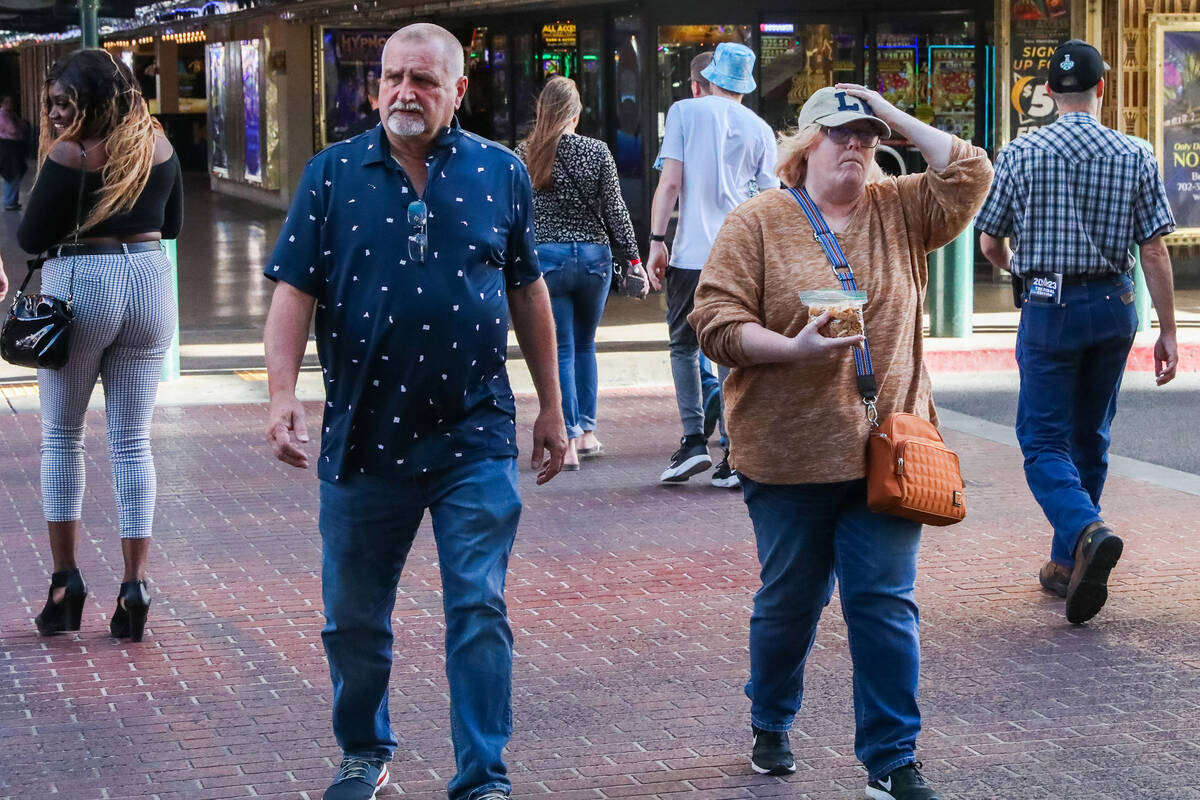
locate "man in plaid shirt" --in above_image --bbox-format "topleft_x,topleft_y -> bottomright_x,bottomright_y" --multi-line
977,39 -> 1178,625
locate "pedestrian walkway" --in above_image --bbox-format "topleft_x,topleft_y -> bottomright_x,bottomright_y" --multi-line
5,174 -> 1200,384
3,386 -> 1199,799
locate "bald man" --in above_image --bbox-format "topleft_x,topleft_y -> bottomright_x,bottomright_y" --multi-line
263,22 -> 564,800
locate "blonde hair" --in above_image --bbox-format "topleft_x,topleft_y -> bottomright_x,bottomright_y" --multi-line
521,77 -> 582,191
775,123 -> 886,188
39,49 -> 163,232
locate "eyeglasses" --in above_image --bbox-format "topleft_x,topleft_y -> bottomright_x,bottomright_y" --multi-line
407,199 -> 427,264
823,126 -> 880,149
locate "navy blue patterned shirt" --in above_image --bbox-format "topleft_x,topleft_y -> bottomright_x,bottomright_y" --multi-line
976,112 -> 1176,277
265,120 -> 541,482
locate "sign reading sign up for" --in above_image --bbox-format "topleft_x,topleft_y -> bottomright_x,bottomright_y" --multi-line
1007,0 -> 1071,140
1150,14 -> 1200,241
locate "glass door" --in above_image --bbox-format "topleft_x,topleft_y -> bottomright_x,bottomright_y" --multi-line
655,23 -> 753,141
759,20 -> 861,133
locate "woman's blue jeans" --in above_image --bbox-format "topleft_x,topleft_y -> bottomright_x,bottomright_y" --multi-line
536,242 -> 611,440
318,457 -> 521,800
741,477 -> 923,782
1015,274 -> 1138,567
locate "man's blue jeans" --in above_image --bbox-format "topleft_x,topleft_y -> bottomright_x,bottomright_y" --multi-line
741,477 -> 923,782
537,242 -> 611,440
319,457 -> 521,800
1015,275 -> 1137,567
2,177 -> 19,207
665,267 -> 727,440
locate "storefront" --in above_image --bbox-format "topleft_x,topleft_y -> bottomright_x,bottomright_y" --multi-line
205,26 -> 281,198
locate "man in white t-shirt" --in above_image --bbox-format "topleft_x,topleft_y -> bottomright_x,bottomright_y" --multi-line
646,42 -> 779,486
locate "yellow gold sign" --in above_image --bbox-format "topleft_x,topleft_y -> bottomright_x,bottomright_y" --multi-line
541,22 -> 576,48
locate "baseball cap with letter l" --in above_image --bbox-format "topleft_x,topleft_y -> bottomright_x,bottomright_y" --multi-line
796,87 -> 891,139
1048,39 -> 1110,93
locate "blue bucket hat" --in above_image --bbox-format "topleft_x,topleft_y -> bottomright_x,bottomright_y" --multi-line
700,42 -> 756,94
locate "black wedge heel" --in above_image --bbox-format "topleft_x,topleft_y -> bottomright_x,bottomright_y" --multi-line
35,569 -> 87,635
110,580 -> 151,642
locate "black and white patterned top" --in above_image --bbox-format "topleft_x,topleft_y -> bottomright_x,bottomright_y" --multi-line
515,134 -> 640,265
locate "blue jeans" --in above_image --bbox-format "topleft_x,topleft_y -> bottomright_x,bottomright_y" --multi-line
1015,275 -> 1138,567
741,477 -> 923,782
666,266 -> 728,440
319,457 -> 522,800
537,242 -> 611,440
2,177 -> 19,207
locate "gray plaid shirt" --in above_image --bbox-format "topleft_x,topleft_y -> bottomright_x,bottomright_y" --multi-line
975,112 -> 1175,277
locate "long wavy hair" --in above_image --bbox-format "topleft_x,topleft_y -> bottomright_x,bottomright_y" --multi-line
521,76 -> 582,190
39,49 -> 162,231
776,123 -> 885,188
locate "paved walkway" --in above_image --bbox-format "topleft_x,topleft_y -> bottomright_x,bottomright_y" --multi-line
3,386 -> 1199,799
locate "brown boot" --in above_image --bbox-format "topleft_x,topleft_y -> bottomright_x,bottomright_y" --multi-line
1065,523 -> 1123,625
1038,560 -> 1070,598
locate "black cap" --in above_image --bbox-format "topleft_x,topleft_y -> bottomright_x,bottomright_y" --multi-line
1048,39 -> 1110,93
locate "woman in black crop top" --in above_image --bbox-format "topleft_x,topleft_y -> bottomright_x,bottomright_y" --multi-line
22,49 -> 183,644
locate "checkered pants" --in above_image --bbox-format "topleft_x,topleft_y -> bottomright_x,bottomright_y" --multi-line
37,246 -> 177,539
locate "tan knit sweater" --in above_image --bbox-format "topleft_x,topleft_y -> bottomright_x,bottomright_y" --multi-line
689,139 -> 993,484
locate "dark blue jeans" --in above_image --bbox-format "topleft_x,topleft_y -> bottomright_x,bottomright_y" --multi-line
537,242 -> 611,440
741,477 -> 923,782
318,457 -> 521,800
1015,274 -> 1138,567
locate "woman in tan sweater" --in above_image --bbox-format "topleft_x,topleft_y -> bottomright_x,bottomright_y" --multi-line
689,85 -> 992,800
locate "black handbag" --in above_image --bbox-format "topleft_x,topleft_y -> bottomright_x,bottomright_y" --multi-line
559,157 -> 649,299
1,144 -> 88,370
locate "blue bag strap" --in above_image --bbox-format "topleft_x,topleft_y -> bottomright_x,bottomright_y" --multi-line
787,186 -> 878,411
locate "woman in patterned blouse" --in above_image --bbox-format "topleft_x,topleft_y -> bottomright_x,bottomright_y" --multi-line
516,77 -> 641,470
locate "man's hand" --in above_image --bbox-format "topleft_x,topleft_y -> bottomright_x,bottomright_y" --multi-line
0,252 -> 8,300
266,394 -> 310,469
647,241 -> 669,291
1154,331 -> 1178,386
530,405 -> 567,485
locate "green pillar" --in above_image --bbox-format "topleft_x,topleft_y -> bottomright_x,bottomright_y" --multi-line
80,0 -> 99,49
928,221 -> 974,338
160,239 -> 181,381
1132,244 -> 1152,333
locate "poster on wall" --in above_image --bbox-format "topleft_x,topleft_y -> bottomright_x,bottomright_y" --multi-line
323,28 -> 390,145
206,43 -> 228,177
1150,15 -> 1200,239
875,36 -> 917,114
242,40 -> 262,184
1008,0 -> 1070,140
931,46 -> 975,140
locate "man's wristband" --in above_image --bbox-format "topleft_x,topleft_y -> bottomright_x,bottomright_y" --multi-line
650,234 -> 666,243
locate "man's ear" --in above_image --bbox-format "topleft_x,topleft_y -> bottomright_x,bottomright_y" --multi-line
454,74 -> 468,109
1095,77 -> 1105,100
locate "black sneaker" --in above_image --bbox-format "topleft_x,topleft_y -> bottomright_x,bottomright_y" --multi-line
660,435 -> 712,483
711,451 -> 740,489
750,726 -> 796,775
866,762 -> 940,800
325,757 -> 389,799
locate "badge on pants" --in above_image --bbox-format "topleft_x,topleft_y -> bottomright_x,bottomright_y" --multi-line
1027,273 -> 1063,305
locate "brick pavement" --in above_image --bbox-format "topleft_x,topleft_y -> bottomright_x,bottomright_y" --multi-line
2,388 -> 1199,799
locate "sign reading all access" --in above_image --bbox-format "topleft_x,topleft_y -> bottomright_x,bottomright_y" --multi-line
541,22 -> 577,49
